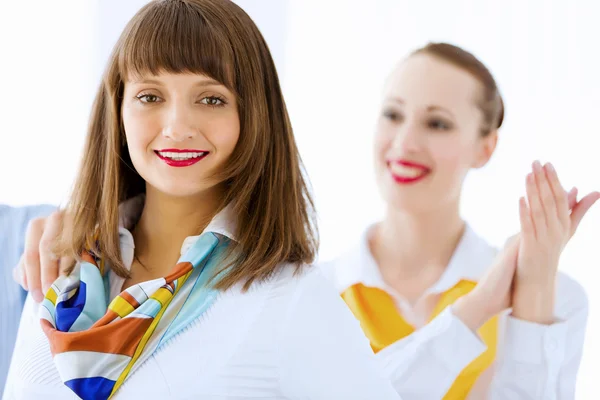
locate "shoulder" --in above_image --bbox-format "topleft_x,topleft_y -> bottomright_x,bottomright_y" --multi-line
0,205 -> 56,235
266,264 -> 367,343
0,204 -> 56,220
23,205 -> 57,220
245,263 -> 359,336
266,266 -> 401,399
0,205 -> 26,230
254,263 -> 344,315
315,230 -> 374,293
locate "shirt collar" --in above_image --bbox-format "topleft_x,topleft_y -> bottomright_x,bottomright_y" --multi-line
116,194 -> 237,271
331,223 -> 498,295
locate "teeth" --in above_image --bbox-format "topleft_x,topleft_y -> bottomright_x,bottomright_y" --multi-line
158,151 -> 206,160
389,163 -> 427,178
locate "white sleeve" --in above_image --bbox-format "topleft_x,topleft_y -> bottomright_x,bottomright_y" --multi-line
488,273 -> 588,400
376,306 -> 487,399
278,269 -> 402,400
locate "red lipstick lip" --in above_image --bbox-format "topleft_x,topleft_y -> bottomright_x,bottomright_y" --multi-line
154,149 -> 209,168
157,148 -> 209,153
390,173 -> 429,184
391,160 -> 431,171
387,159 -> 431,184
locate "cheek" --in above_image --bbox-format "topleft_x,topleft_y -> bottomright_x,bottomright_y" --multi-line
373,125 -> 392,165
207,113 -> 240,157
429,138 -> 473,182
122,107 -> 156,153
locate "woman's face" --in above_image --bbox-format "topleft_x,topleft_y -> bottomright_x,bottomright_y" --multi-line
122,72 -> 240,199
374,54 -> 497,213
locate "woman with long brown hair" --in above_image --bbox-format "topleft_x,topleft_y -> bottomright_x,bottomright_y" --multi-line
3,1 -> 404,398
9,6 -> 597,400
325,43 -> 598,399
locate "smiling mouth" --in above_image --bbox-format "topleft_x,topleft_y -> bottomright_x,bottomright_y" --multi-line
388,161 -> 431,184
154,149 -> 209,167
155,150 -> 208,161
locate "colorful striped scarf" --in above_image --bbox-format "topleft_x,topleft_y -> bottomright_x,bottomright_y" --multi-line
40,232 -> 229,400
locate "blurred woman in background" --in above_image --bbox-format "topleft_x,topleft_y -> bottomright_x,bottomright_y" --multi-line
325,43 -> 599,399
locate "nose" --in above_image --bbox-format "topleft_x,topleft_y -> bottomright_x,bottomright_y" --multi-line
161,101 -> 198,142
390,120 -> 424,153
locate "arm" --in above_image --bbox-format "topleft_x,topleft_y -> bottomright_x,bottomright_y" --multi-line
488,162 -> 596,399
489,274 -> 588,399
278,269 -> 402,400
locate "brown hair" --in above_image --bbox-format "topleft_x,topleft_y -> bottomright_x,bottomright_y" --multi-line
63,0 -> 318,290
411,42 -> 504,136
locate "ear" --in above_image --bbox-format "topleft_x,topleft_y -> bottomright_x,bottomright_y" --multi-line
472,130 -> 498,169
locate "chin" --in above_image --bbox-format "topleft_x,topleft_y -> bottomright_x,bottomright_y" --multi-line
382,188 -> 434,214
148,181 -> 212,199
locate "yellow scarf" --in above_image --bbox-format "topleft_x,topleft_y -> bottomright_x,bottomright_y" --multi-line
342,280 -> 498,400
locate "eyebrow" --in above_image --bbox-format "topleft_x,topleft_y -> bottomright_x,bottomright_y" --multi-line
385,98 -> 455,118
386,97 -> 405,105
130,78 -> 225,88
427,105 -> 454,118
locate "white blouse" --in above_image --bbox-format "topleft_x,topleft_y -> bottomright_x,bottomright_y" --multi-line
4,207 -> 401,400
321,224 -> 588,400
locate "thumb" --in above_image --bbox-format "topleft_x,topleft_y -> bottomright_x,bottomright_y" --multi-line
505,233 -> 520,264
503,232 -> 520,248
570,191 -> 600,237
494,233 -> 520,275
504,233 -> 520,252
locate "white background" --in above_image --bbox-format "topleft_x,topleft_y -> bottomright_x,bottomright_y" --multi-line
1,1 -> 598,397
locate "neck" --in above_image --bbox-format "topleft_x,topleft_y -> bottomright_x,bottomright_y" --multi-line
372,199 -> 465,281
132,185 -> 225,275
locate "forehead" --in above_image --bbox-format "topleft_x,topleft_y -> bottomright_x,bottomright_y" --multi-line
384,54 -> 482,112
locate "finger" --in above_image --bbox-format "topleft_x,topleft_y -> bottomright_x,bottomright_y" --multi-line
23,217 -> 46,302
567,187 -> 578,210
544,163 -> 569,228
570,192 -> 600,237
526,171 -> 543,238
40,211 -> 64,293
519,196 -> 534,238
532,161 -> 557,231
